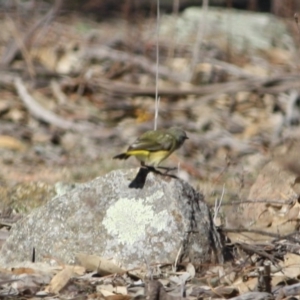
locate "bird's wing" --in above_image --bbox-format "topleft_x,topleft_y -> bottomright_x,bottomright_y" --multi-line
128,131 -> 174,152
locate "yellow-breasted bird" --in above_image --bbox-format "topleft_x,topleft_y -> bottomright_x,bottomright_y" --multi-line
113,127 -> 188,168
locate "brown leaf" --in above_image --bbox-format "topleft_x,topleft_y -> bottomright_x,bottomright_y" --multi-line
45,265 -> 74,294
73,265 -> 86,275
0,135 -> 26,151
76,253 -> 125,275
233,277 -> 257,294
277,253 -> 300,279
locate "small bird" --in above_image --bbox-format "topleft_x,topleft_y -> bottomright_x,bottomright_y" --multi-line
113,127 -> 188,168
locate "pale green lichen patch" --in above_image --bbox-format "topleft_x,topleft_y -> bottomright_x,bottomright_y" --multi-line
103,193 -> 169,245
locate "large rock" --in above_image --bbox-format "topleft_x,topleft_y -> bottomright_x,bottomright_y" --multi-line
0,169 -> 223,269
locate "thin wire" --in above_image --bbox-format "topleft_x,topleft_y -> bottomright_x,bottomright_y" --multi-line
154,0 -> 160,130
154,96 -> 160,130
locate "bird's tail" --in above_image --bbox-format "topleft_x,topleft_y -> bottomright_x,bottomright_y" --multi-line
113,153 -> 130,160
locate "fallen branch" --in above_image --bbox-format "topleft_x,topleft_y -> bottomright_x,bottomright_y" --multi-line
93,74 -> 300,99
94,77 -> 258,97
14,77 -> 113,139
14,77 -> 76,130
276,282 -> 300,299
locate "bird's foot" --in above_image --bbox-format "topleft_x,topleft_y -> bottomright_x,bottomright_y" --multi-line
157,166 -> 177,174
141,165 -> 177,178
143,165 -> 162,174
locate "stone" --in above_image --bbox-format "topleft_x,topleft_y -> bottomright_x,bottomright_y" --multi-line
161,7 -> 294,53
0,169 -> 223,270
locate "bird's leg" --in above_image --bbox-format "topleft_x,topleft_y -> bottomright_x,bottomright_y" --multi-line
146,166 -> 160,173
141,163 -> 177,178
141,161 -> 151,170
141,163 -> 165,175
140,162 -> 157,172
140,161 -> 177,175
156,166 -> 178,178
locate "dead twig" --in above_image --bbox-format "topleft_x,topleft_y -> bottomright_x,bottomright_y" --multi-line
257,263 -> 271,293
236,243 -> 279,264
